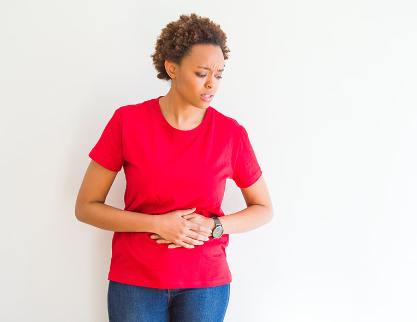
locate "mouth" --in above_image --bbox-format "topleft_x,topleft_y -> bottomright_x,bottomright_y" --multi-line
200,94 -> 214,102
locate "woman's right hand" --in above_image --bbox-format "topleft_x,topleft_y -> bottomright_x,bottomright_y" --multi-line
154,208 -> 212,249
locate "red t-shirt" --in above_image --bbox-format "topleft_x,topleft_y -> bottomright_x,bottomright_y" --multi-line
88,96 -> 262,289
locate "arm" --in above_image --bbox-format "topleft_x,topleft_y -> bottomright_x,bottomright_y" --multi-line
209,174 -> 274,234
218,125 -> 274,233
75,160 -> 210,249
153,174 -> 274,247
75,160 -> 158,232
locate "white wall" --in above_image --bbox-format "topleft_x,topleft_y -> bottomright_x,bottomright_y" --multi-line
1,0 -> 416,321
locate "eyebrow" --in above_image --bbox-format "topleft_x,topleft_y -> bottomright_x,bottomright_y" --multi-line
197,66 -> 225,72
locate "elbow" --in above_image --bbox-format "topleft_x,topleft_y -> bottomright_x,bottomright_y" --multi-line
75,202 -> 87,223
75,200 -> 103,223
269,211 -> 274,223
265,205 -> 274,223
74,205 -> 82,222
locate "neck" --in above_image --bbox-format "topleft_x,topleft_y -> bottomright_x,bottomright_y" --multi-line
159,90 -> 207,130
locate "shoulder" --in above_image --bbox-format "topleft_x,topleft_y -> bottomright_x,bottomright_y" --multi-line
110,97 -> 158,128
210,107 -> 244,137
116,97 -> 155,116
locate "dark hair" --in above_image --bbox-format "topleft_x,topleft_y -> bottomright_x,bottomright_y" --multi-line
150,13 -> 230,81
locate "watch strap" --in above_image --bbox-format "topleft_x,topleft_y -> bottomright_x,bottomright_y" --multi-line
211,216 -> 221,227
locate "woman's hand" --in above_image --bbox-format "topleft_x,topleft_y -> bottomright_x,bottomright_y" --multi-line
150,208 -> 213,249
150,210 -> 214,249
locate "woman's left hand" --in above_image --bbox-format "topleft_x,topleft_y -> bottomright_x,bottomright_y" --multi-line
149,213 -> 214,248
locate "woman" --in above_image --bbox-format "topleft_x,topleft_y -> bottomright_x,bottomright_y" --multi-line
75,13 -> 273,322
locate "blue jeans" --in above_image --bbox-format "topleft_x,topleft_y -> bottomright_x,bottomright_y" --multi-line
107,280 -> 231,322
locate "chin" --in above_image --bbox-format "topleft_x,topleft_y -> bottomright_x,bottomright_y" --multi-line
194,101 -> 208,109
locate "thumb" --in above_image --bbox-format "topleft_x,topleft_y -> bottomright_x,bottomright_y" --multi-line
180,208 -> 196,218
183,207 -> 196,214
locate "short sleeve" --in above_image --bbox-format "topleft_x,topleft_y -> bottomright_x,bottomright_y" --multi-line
232,125 -> 263,188
88,108 -> 124,172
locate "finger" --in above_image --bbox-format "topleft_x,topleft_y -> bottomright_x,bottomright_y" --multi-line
168,243 -> 182,248
187,226 -> 210,240
183,235 -> 205,246
168,239 -> 195,249
190,222 -> 212,235
168,243 -> 188,249
182,214 -> 197,219
150,234 -> 162,239
156,239 -> 171,244
181,207 -> 196,215
188,230 -> 210,241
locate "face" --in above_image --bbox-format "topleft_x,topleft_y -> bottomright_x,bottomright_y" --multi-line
166,44 -> 225,108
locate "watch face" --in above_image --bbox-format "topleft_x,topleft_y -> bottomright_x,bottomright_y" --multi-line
213,226 -> 224,238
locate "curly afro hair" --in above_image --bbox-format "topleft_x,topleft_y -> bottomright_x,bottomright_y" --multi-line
150,13 -> 230,81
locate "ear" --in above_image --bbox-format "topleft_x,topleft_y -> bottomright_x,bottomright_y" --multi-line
164,60 -> 177,79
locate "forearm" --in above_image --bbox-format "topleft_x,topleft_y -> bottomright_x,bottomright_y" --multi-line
75,202 -> 158,233
213,205 -> 274,235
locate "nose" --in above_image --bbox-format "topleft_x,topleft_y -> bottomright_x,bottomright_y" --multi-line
205,75 -> 214,89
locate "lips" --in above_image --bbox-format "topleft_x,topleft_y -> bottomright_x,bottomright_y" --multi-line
200,94 -> 213,102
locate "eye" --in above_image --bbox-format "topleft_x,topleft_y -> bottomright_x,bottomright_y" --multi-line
196,73 -> 223,79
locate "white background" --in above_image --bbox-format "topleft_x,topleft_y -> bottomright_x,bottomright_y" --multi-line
1,0 -> 416,321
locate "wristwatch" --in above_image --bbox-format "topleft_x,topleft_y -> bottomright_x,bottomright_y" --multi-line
210,216 -> 224,238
